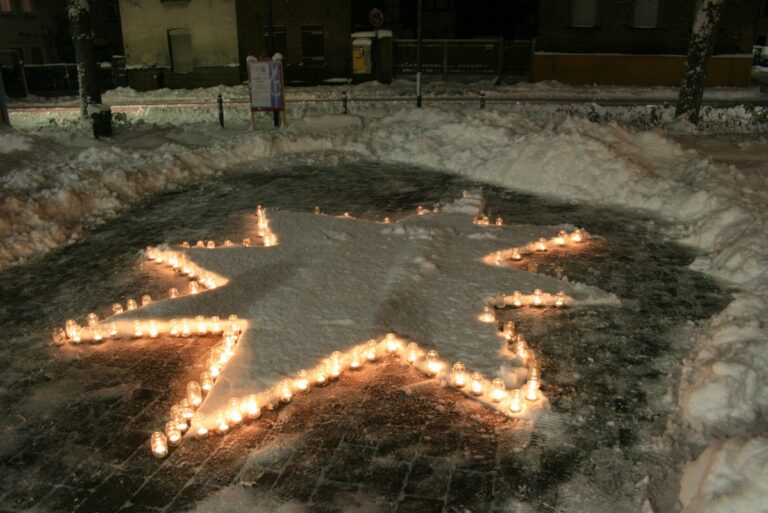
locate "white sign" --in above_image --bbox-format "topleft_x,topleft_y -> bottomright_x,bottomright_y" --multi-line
247,56 -> 284,112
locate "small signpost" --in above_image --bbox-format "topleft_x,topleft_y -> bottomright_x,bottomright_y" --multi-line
246,55 -> 285,128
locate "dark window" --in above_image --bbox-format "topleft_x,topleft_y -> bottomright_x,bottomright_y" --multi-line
28,46 -> 43,64
167,28 -> 193,72
0,0 -> 12,13
21,0 -> 31,13
633,0 -> 658,28
572,0 -> 598,27
300,25 -> 325,61
262,25 -> 287,57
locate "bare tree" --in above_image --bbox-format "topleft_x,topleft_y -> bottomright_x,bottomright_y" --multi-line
68,0 -> 101,118
675,0 -> 725,124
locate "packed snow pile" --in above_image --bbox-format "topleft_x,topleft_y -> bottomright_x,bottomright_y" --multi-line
2,107 -> 768,512
0,132 -> 33,154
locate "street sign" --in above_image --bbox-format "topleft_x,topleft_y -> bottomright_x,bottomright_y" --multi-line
369,8 -> 384,29
246,56 -> 284,112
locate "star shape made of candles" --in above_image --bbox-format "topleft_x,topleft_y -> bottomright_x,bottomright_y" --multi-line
59,192 -> 616,456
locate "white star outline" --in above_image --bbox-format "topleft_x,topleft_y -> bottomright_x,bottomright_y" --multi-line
57,193 -> 610,457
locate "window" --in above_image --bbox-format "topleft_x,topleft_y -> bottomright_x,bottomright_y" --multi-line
0,0 -> 12,13
572,0 -> 598,27
262,25 -> 287,57
10,47 -> 24,64
633,0 -> 658,28
21,0 -> 32,13
167,28 -> 193,73
300,25 -> 325,61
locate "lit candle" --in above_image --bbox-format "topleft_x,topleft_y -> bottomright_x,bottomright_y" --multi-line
126,299 -> 137,311
532,289 -> 543,307
426,350 -> 442,376
169,319 -> 179,336
215,410 -> 229,434
196,240 -> 205,248
451,362 -> 466,388
109,323 -> 117,337
571,229 -> 584,243
169,287 -> 179,298
187,381 -> 203,407
243,394 -> 261,419
314,206 -> 321,215
406,342 -> 418,364
181,319 -> 191,337
206,240 -> 215,249
511,249 -> 522,261
365,340 -> 378,362
512,291 -> 523,307
495,216 -> 503,226
295,370 -> 310,392
70,323 -> 82,343
350,350 -> 362,369
490,378 -> 506,402
210,316 -> 222,335
86,312 -> 99,328
508,389 -> 523,414
148,321 -> 159,338
279,380 -> 293,402
228,398 -> 243,425
112,303 -> 123,315
52,327 -> 66,346
478,305 -> 496,323
495,251 -> 504,265
165,420 -> 182,446
181,241 -> 190,248
315,369 -> 328,386
192,412 -> 208,437
141,294 -> 152,307
189,282 -> 199,295
470,372 -> 484,396
502,320 -> 515,342
328,351 -> 342,379
224,240 -> 233,247
385,333 -> 401,355
133,321 -> 143,338
536,238 -> 547,252
171,405 -> 188,432
200,371 -> 214,392
150,432 -> 168,458
242,238 -> 252,247
514,335 -> 527,361
555,291 -> 566,308
383,216 -> 391,224
228,314 -> 240,334
555,230 -> 567,246
179,399 -> 194,421
195,315 -> 207,335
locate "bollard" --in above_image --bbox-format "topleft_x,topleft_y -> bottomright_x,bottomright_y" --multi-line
341,91 -> 348,115
480,91 -> 486,109
217,94 -> 224,128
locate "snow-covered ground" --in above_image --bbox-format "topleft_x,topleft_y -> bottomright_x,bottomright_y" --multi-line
1,84 -> 767,512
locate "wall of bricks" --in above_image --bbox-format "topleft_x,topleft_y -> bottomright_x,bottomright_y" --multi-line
235,0 -> 352,83
537,0 -> 760,55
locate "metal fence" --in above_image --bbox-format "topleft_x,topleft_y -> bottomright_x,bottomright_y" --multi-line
393,39 -> 531,77
0,61 -> 117,97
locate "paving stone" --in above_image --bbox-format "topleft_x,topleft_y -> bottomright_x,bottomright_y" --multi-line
29,485 -> 91,513
403,456 -> 452,499
75,472 -> 146,513
446,470 -> 493,513
397,496 -> 446,513
361,458 -> 410,498
271,462 -> 323,502
310,480 -> 359,507
326,443 -> 377,483
1,480 -> 55,511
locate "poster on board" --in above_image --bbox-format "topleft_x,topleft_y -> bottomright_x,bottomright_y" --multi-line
246,56 -> 284,112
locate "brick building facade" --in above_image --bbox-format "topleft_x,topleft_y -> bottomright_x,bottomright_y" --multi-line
533,0 -> 760,85
235,0 -> 352,84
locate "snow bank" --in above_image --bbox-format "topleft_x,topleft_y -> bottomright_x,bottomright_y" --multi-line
0,132 -> 33,154
2,107 -> 767,512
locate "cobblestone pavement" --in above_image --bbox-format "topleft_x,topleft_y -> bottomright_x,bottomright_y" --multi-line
0,161 -> 730,513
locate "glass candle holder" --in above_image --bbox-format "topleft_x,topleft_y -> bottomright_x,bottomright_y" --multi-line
148,321 -> 159,339
349,350 -> 362,370
210,316 -> 222,334
141,294 -> 152,307
451,362 -> 466,388
406,342 -> 418,364
200,371 -> 214,392
555,291 -> 566,308
490,378 -> 506,402
536,238 -> 547,252
508,389 -> 523,414
532,289 -> 543,307
502,320 -> 515,341
243,394 -> 261,419
426,350 -> 442,376
228,398 -> 243,425
555,230 -> 567,246
512,291 -> 523,307
526,376 -> 540,401
165,420 -> 182,446
478,305 -> 496,323
215,410 -> 229,434
571,229 -> 584,243
470,372 -> 484,396
112,303 -> 123,315
169,319 -> 179,336
328,351 -> 342,379
511,249 -> 522,261
126,299 -> 137,311
385,333 -> 401,355
279,380 -> 293,403
365,340 -> 378,362
86,312 -> 99,328
195,315 -> 207,335
187,381 -> 203,407
295,370 -> 309,392
189,282 -> 199,295
150,432 -> 168,458
192,412 -> 208,438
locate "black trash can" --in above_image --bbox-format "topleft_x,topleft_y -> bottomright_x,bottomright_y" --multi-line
88,103 -> 112,139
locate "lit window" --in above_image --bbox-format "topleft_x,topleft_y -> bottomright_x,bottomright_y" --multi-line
0,0 -> 12,13
22,0 -> 32,13
572,0 -> 598,27
633,0 -> 658,28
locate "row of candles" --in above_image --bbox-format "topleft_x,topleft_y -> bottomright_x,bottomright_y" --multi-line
483,228 -> 588,267
150,328 -> 546,458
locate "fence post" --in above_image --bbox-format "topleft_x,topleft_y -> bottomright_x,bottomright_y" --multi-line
341,91 -> 348,114
496,38 -> 505,84
0,68 -> 10,127
443,40 -> 449,78
480,91 -> 485,109
217,94 -> 224,128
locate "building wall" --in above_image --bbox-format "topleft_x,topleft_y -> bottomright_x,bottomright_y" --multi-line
119,0 -> 240,89
537,0 -> 760,55
0,0 -> 68,65
235,0 -> 352,83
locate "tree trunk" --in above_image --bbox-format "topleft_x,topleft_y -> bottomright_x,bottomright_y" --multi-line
68,0 -> 101,118
675,0 -> 725,124
0,67 -> 10,128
